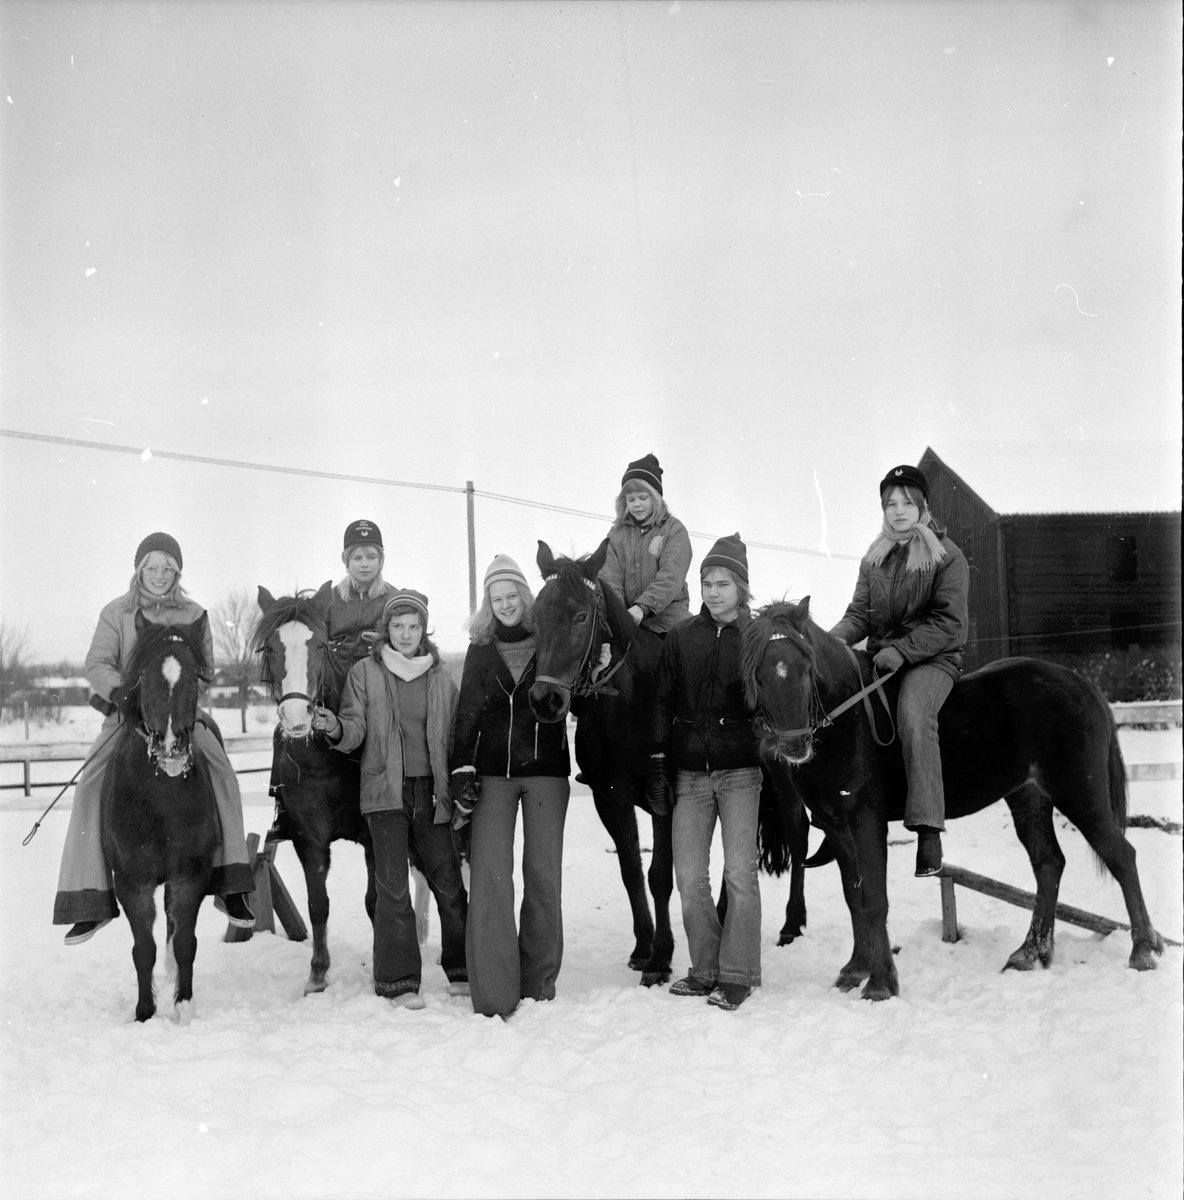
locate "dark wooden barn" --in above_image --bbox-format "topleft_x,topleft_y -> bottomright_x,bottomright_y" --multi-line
918,447 -> 1181,670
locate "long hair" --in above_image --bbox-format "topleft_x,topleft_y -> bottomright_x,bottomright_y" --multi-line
373,603 -> 441,666
878,483 -> 945,538
121,553 -> 193,611
465,582 -> 536,645
612,480 -> 670,528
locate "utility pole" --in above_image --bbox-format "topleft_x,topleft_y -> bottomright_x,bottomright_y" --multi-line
465,480 -> 477,613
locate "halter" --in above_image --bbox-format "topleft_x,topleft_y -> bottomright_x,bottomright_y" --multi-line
262,627 -> 351,736
757,632 -> 897,746
534,576 -> 628,700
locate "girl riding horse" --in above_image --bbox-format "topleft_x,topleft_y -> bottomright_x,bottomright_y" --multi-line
829,465 -> 969,877
53,532 -> 255,943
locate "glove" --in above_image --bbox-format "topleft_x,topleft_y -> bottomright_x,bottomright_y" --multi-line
450,769 -> 480,828
645,755 -> 671,816
873,646 -> 905,674
89,693 -> 117,717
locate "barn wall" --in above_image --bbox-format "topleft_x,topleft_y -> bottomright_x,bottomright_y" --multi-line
918,450 -> 1007,669
1003,513 -> 1182,655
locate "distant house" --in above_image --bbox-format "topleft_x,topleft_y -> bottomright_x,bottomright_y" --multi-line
918,447 -> 1182,670
29,676 -> 91,705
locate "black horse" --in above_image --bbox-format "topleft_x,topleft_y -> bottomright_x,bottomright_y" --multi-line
527,542 -> 810,986
742,597 -> 1166,1001
101,612 -> 220,1022
254,585 -> 376,994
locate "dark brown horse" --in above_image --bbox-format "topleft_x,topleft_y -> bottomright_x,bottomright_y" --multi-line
527,543 -> 809,986
254,585 -> 376,994
101,612 -> 220,1021
742,598 -> 1166,1000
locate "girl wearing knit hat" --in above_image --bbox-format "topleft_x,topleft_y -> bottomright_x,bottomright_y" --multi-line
600,453 -> 692,641
829,466 -> 970,877
451,555 -> 571,1018
314,589 -> 468,1008
649,533 -> 762,1011
53,535 -> 256,943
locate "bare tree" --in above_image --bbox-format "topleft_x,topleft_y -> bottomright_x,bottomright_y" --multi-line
210,589 -> 261,734
0,619 -> 32,712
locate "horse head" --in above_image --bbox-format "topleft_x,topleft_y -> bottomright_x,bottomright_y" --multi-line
741,597 -> 820,765
128,610 -> 209,777
254,582 -> 339,739
529,539 -> 629,723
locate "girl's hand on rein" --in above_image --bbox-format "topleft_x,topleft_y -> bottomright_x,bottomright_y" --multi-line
312,706 -> 340,735
627,605 -> 644,625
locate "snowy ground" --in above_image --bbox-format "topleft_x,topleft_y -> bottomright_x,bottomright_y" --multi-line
1,715 -> 1181,1199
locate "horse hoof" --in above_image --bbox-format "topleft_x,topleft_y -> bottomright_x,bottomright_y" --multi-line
135,1006 -> 155,1023
833,974 -> 862,993
860,980 -> 897,1002
303,978 -> 328,995
1129,950 -> 1159,972
627,956 -> 648,972
777,930 -> 801,947
640,970 -> 671,987
175,999 -> 195,1025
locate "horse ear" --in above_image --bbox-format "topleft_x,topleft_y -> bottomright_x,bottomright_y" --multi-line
536,540 -> 556,579
312,580 -> 334,620
258,585 -> 276,612
799,595 -> 811,618
194,610 -> 210,641
586,537 -> 609,580
134,608 -> 149,634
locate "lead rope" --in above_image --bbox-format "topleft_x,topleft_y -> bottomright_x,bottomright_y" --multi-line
22,719 -> 123,846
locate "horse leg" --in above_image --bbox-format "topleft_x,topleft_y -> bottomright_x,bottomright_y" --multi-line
1054,780 -> 1165,972
814,817 -> 872,990
165,877 -> 205,1018
593,787 -> 654,971
845,810 -> 896,1001
779,804 -> 810,945
117,882 -> 158,1022
642,809 -> 674,986
1002,782 -> 1065,970
294,838 -> 333,994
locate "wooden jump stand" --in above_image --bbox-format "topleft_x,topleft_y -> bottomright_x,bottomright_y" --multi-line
937,863 -> 1181,946
223,831 -> 308,943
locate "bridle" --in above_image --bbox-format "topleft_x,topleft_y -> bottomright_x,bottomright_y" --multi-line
533,576 -> 628,701
261,626 -> 351,736
755,631 -> 898,747
131,630 -> 198,776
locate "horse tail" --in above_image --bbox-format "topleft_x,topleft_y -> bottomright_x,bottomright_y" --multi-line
757,768 -> 792,876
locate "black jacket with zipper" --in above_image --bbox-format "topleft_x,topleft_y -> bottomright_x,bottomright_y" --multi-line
450,640 -> 571,778
650,605 -> 761,772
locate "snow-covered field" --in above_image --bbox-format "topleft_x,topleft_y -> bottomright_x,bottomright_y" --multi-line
1,713 -> 1181,1199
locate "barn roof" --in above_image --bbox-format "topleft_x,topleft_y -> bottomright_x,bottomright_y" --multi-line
922,443 -> 1181,517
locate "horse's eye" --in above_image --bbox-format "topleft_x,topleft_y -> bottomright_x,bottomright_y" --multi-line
574,611 -> 588,623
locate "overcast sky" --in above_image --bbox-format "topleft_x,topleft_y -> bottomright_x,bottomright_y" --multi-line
2,0 -> 1180,661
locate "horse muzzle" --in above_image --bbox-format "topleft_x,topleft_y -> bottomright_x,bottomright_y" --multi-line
528,680 -> 570,724
278,693 -> 314,738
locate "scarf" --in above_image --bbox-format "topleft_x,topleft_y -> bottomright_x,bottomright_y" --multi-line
380,644 -> 434,681
493,619 -> 532,643
864,515 -> 947,573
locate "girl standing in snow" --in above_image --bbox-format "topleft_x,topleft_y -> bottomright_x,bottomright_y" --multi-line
599,453 -> 692,642
314,589 -> 467,1009
450,555 -> 571,1018
53,533 -> 255,943
829,465 -> 970,877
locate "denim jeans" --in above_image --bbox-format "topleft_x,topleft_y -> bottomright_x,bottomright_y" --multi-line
897,664 -> 954,831
366,778 -> 468,997
466,775 -> 570,1017
672,766 -> 762,988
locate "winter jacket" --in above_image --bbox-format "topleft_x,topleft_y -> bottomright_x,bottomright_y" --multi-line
829,533 -> 970,681
327,579 -> 398,666
451,641 -> 571,778
600,514 -> 692,634
86,595 -> 213,703
334,655 -> 459,820
651,605 -> 761,772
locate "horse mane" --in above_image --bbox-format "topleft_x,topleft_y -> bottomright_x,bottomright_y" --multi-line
740,600 -> 819,710
124,618 -> 211,692
252,591 -> 327,653
543,553 -> 638,651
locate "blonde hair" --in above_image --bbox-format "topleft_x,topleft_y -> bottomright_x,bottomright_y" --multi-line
700,564 -> 751,610
122,553 -> 192,611
613,480 -> 669,528
465,582 -> 536,645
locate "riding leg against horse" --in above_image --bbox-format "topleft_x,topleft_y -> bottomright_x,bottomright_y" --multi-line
54,534 -> 255,943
